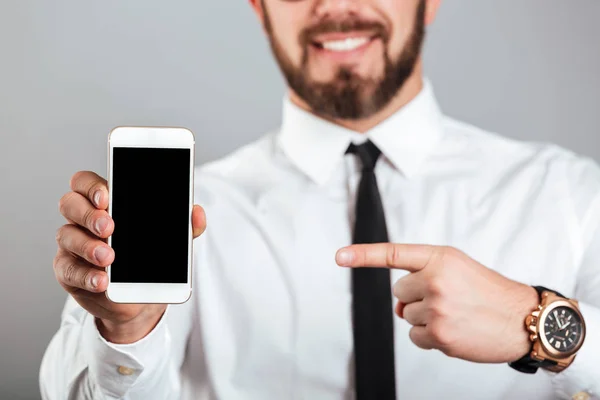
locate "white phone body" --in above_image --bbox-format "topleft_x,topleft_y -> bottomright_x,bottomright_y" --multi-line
106,126 -> 195,304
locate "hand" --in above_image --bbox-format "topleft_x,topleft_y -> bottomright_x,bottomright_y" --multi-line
335,243 -> 539,363
560,321 -> 571,331
554,310 -> 564,329
54,171 -> 207,344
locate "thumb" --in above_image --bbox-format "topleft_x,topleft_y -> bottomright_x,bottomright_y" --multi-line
192,205 -> 207,239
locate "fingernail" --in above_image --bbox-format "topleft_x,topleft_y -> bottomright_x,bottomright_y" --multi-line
91,274 -> 100,289
396,302 -> 405,319
94,246 -> 110,263
95,217 -> 109,235
93,191 -> 102,207
336,249 -> 354,266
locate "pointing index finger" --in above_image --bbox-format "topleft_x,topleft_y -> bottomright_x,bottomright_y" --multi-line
335,243 -> 436,272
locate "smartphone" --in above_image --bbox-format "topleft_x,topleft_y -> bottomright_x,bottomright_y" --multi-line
106,126 -> 195,304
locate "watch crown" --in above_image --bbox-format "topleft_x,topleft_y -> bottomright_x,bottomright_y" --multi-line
525,315 -> 538,332
530,333 -> 538,342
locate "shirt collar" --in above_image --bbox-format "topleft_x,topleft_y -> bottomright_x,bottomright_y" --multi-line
278,79 -> 445,185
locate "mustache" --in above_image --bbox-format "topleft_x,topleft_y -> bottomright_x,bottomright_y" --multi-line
301,19 -> 389,45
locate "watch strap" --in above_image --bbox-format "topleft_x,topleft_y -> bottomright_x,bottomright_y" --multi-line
532,286 -> 566,299
509,357 -> 560,374
508,286 -> 566,374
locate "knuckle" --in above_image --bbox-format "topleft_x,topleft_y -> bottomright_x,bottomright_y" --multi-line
62,260 -> 79,286
79,268 -> 91,289
353,250 -> 365,266
58,192 -> 75,216
427,321 -> 446,343
428,298 -> 449,319
408,326 -> 423,345
408,326 -> 418,340
86,181 -> 102,201
53,254 -> 78,293
82,207 -> 97,231
403,304 -> 416,322
56,225 -> 75,250
427,275 -> 445,296
409,327 -> 432,350
428,321 -> 455,349
441,245 -> 461,261
52,253 -> 62,274
69,171 -> 86,191
55,225 -> 65,245
95,179 -> 107,192
442,346 -> 459,358
392,280 -> 402,299
81,240 -> 97,262
386,245 -> 402,268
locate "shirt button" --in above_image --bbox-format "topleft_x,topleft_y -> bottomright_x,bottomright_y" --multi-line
117,366 -> 136,376
572,392 -> 591,400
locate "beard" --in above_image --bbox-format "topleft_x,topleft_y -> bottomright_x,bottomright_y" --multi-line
262,0 -> 426,120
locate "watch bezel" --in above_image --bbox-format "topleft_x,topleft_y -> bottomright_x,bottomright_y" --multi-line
537,300 -> 586,359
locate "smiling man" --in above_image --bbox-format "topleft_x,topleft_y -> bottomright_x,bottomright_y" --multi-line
264,0 -> 425,122
41,0 -> 600,399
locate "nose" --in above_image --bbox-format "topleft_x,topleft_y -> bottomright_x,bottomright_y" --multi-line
314,0 -> 360,19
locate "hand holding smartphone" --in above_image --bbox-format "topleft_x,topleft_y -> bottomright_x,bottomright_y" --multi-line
107,126 -> 195,304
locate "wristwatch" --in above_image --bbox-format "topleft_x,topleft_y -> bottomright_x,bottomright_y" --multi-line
509,286 -> 586,374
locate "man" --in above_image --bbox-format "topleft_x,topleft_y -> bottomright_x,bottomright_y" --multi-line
41,0 -> 600,399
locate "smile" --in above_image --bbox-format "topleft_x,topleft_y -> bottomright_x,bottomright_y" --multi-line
320,37 -> 371,52
311,32 -> 379,53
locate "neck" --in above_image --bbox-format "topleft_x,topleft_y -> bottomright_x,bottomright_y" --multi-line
288,61 -> 424,134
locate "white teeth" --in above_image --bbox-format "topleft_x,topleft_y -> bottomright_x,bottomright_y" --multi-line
321,37 -> 370,52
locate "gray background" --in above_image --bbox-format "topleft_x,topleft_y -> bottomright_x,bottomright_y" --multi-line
1,0 -> 599,398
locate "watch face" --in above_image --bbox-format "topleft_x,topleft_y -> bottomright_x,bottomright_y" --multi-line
543,306 -> 583,353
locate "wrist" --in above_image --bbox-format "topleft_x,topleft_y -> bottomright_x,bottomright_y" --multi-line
96,309 -> 166,344
509,287 -> 586,373
508,284 -> 539,361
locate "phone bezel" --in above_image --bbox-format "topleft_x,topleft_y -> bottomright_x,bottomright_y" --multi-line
106,126 -> 195,304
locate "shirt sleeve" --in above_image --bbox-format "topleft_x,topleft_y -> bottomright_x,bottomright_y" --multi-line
39,296 -> 183,400
545,157 -> 600,399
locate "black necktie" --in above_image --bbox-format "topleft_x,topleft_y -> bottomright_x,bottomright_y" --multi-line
347,140 -> 396,400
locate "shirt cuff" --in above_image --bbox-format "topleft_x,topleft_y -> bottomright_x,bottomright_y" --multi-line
81,307 -> 171,399
545,302 -> 600,399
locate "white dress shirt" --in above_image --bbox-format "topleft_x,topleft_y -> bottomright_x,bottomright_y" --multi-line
40,81 -> 600,400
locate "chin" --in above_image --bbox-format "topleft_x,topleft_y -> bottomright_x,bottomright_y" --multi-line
311,64 -> 383,81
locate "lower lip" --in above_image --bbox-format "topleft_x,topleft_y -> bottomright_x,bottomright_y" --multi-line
310,37 -> 379,63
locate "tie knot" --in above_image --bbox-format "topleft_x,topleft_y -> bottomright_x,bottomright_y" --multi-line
346,140 -> 382,171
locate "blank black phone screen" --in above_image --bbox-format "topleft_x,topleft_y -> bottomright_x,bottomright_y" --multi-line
110,147 -> 191,283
